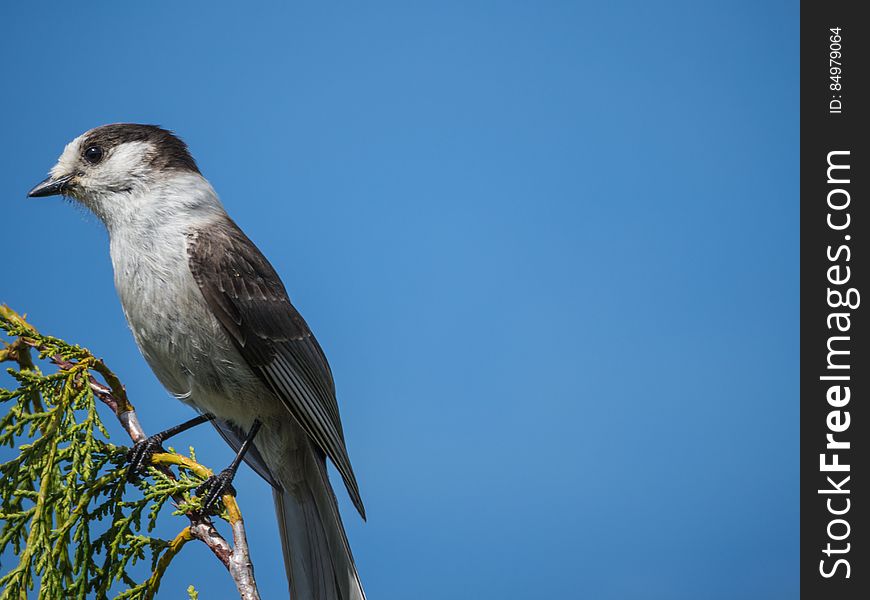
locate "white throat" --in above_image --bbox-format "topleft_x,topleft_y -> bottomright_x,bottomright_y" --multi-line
90,171 -> 225,236
104,173 -> 227,335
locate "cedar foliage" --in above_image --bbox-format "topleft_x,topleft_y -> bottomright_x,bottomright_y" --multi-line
0,307 -> 209,599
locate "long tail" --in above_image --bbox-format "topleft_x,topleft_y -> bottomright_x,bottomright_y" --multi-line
273,449 -> 365,600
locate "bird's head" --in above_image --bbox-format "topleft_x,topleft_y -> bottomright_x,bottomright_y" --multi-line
28,124 -> 202,225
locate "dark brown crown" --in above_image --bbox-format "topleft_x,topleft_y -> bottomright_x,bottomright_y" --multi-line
81,124 -> 200,173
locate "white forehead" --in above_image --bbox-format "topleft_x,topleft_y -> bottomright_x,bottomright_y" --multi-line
49,134 -> 86,178
50,134 -> 154,179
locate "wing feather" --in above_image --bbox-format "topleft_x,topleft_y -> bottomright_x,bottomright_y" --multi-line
187,217 -> 364,518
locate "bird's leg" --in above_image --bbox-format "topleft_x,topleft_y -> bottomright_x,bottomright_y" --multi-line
196,420 -> 262,512
126,414 -> 215,481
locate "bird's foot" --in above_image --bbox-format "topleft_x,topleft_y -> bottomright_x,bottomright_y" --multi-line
196,468 -> 237,513
125,434 -> 165,482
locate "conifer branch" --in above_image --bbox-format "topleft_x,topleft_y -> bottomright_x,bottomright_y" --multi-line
0,305 -> 261,599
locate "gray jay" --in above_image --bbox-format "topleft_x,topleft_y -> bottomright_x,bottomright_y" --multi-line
28,124 -> 366,600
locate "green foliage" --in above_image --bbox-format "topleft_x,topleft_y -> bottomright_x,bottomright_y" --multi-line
0,309 -> 210,599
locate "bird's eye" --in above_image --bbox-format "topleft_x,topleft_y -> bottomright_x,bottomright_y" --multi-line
83,145 -> 104,164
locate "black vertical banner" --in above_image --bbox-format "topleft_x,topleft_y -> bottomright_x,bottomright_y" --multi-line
802,3 -> 869,599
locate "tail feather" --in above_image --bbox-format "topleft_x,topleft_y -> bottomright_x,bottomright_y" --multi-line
273,450 -> 365,600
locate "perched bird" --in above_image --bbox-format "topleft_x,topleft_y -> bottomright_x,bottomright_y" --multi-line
28,124 -> 366,600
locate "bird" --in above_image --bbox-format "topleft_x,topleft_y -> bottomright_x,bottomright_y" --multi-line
28,123 -> 366,600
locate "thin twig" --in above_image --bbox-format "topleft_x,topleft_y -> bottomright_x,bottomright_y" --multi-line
144,527 -> 194,600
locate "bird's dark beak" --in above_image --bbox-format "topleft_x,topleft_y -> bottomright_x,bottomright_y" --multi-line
27,174 -> 73,198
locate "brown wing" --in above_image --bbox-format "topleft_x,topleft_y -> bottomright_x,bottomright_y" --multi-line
187,216 -> 364,518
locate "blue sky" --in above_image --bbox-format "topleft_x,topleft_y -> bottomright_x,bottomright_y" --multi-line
1,1 -> 798,598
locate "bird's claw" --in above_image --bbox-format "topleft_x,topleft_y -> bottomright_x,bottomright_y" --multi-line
196,469 -> 237,512
125,435 -> 165,482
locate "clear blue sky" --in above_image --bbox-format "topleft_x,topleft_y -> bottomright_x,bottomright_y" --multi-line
1,1 -> 798,598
